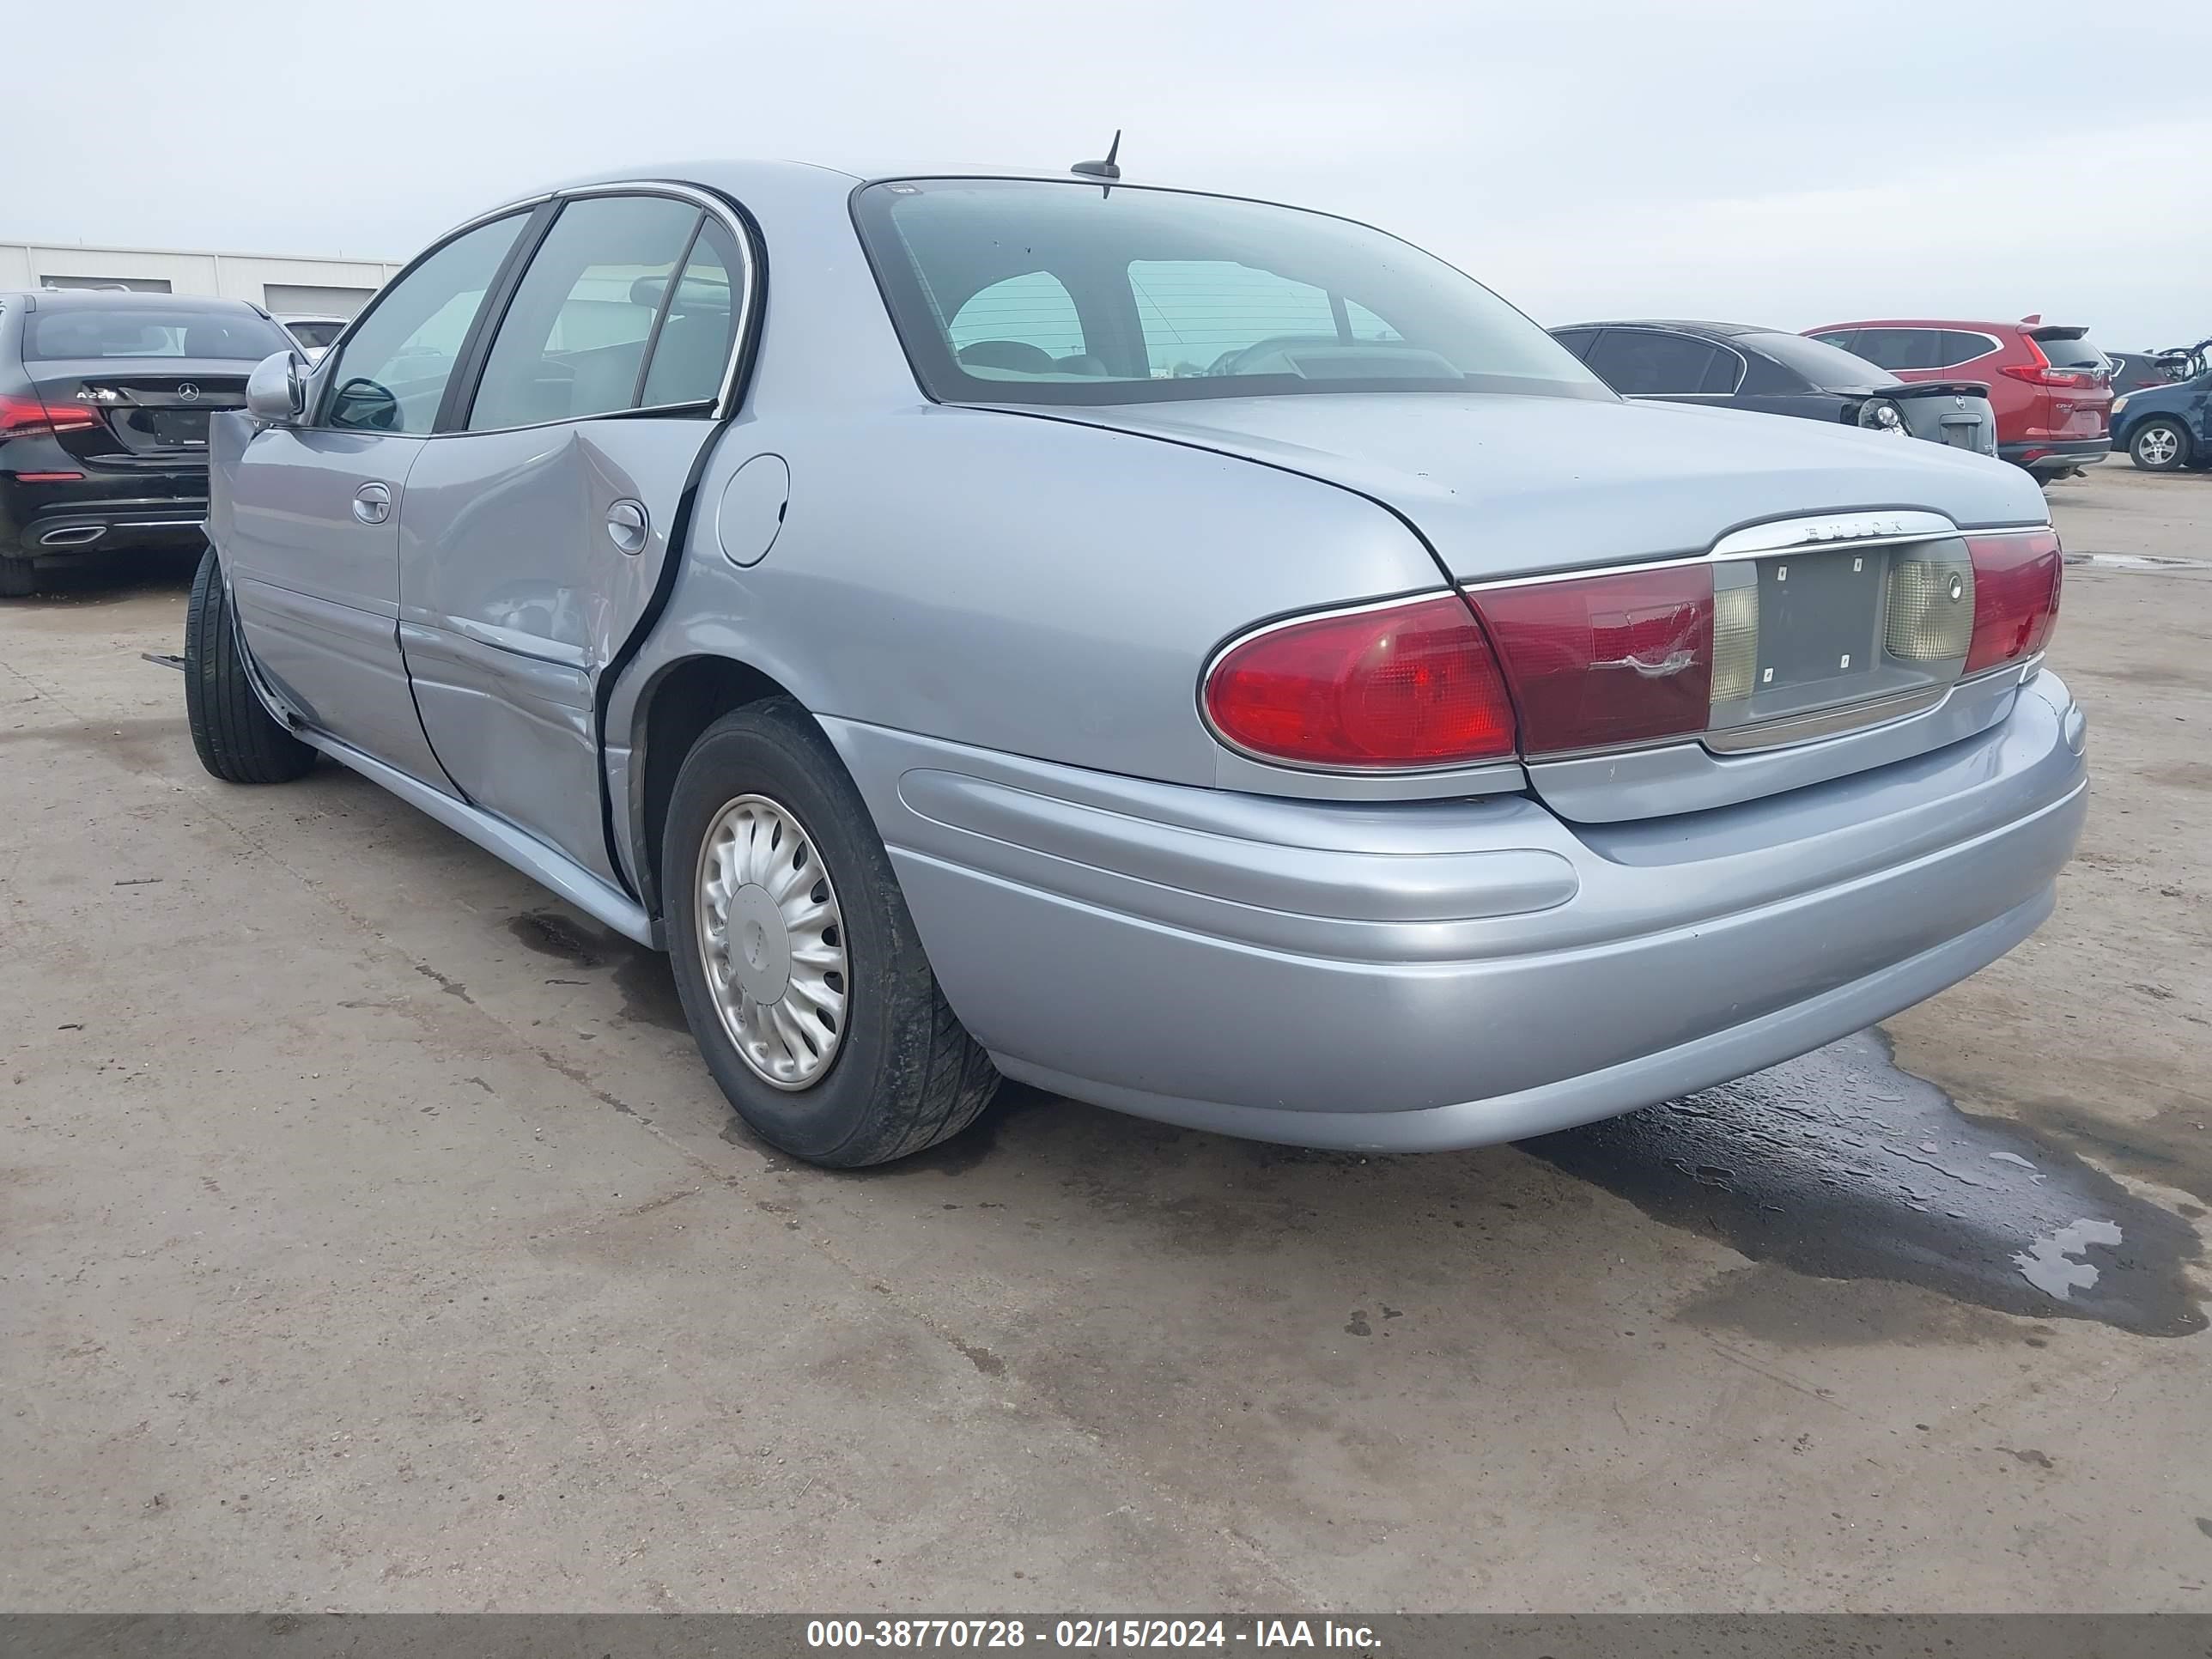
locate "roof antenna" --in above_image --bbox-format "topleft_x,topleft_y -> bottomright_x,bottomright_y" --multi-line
1072,130 -> 1122,189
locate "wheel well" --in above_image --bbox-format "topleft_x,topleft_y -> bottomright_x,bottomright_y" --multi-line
634,655 -> 795,918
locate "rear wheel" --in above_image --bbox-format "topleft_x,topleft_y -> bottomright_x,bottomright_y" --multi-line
0,560 -> 38,599
184,545 -> 316,784
2130,419 -> 2191,471
663,698 -> 999,1167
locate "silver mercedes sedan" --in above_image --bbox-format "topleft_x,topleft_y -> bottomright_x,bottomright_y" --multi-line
189,160 -> 2086,1166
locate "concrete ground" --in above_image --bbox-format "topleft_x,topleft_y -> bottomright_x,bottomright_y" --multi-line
2,465 -> 2206,1613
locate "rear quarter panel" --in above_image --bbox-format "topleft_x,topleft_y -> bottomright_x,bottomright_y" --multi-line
612,404 -> 1446,793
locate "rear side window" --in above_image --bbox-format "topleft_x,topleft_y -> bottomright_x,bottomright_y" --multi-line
467,195 -> 704,431
1929,329 -> 1998,368
1806,328 -> 1858,356
635,219 -> 742,409
26,308 -> 290,362
1548,327 -> 1601,361
1740,331 -> 1899,389
1585,330 -> 1738,396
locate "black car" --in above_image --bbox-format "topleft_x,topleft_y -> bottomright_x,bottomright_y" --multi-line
1549,319 -> 1999,458
2106,350 -> 2186,397
0,290 -> 295,595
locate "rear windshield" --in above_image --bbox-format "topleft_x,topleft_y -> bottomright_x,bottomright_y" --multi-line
26,307 -> 292,362
853,178 -> 1607,406
1740,331 -> 1899,388
2028,329 -> 2103,371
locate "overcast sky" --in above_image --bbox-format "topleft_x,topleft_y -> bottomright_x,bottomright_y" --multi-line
13,1 -> 2209,347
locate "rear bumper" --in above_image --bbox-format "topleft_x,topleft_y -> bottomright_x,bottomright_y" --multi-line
1,471 -> 209,561
2001,437 -> 2110,473
823,670 -> 2087,1152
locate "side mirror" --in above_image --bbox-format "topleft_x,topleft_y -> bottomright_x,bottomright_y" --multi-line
245,350 -> 306,423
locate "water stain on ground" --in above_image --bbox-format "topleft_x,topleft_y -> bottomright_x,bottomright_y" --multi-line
1524,1028 -> 2203,1339
507,911 -> 609,969
2147,761 -> 2212,795
504,910 -> 689,1033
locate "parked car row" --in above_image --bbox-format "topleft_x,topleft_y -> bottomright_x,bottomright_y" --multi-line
1548,321 -> 2001,457
155,159 -> 2085,1170
1553,313 -> 2124,484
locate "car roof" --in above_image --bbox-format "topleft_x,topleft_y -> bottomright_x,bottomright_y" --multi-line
1808,318 -> 2078,335
1553,319 -> 1778,339
535,157 -> 1341,215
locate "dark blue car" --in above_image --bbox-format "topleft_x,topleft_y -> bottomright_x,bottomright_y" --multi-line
2110,362 -> 2212,471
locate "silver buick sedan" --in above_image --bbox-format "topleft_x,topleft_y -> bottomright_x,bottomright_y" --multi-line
189,160 -> 2087,1167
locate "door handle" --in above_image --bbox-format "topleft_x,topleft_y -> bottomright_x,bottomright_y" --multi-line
352,481 -> 392,525
605,499 -> 648,555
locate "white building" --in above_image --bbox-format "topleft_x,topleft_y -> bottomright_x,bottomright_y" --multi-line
0,240 -> 401,319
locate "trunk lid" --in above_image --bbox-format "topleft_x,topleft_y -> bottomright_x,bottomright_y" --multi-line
27,357 -> 251,468
1889,380 -> 1998,455
1022,392 -> 2054,819
1027,392 -> 2040,578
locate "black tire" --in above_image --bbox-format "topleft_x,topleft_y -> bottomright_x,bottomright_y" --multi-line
184,545 -> 316,785
2129,419 -> 2191,472
0,559 -> 37,599
663,698 -> 999,1167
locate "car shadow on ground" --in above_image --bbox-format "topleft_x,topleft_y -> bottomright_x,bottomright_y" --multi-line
11,544 -> 203,608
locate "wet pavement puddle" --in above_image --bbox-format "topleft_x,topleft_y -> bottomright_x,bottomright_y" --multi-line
1525,1029 -> 2203,1337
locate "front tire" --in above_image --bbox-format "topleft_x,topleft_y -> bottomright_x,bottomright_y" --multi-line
2130,419 -> 2191,471
663,699 -> 999,1167
184,546 -> 316,784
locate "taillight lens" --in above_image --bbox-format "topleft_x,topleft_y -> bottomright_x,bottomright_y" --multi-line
2000,364 -> 2089,390
1468,566 -> 1715,755
0,392 -> 100,440
1203,594 -> 1517,768
1963,529 -> 2062,674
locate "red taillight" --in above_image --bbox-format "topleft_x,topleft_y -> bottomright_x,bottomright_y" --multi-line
1468,565 -> 1715,755
1203,594 -> 1517,769
0,392 -> 100,439
2001,338 -> 2095,390
1964,529 -> 2062,674
2000,363 -> 2090,390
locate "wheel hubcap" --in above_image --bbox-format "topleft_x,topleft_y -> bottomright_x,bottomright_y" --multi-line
695,793 -> 847,1090
2142,429 -> 2178,465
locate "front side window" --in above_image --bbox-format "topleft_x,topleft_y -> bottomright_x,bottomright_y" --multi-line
322,213 -> 527,434
854,178 -> 1602,405
466,195 -> 706,431
26,307 -> 290,362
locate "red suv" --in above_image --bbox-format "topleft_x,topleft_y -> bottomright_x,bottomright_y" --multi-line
1803,319 -> 2112,480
